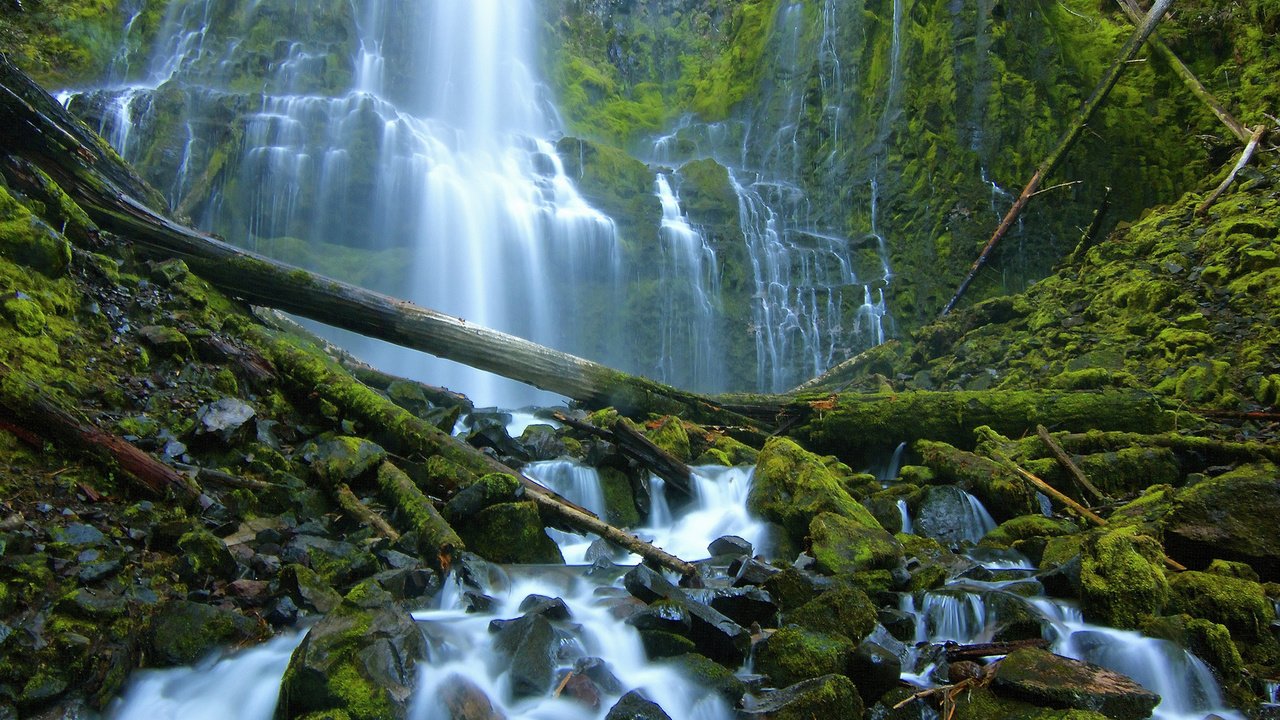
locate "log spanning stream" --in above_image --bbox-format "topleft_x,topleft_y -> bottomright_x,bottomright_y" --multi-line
105,433 -> 1243,720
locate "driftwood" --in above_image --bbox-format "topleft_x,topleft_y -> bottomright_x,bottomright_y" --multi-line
0,364 -> 200,500
0,54 -> 756,429
944,638 -> 1050,662
1196,125 -> 1268,215
940,0 -> 1174,316
788,341 -> 900,394
1115,0 -> 1252,143
553,412 -> 695,499
1036,424 -> 1109,503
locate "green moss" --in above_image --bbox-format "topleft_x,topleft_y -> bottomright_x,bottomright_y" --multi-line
750,437 -> 883,543
785,587 -> 877,645
456,501 -> 564,565
644,416 -> 691,462
808,511 -> 902,579
1079,526 -> 1169,629
1167,571 -> 1272,640
754,625 -> 853,688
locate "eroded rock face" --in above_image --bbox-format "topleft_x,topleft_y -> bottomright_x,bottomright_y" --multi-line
991,648 -> 1160,720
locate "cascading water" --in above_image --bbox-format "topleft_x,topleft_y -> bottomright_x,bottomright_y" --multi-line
65,0 -> 623,406
654,174 -> 724,391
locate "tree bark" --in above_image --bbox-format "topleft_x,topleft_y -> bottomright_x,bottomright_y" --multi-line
0,55 -> 757,429
1196,125 -> 1267,215
940,0 -> 1174,317
334,483 -> 402,543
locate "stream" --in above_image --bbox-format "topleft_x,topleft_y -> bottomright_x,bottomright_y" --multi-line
107,421 -> 1246,720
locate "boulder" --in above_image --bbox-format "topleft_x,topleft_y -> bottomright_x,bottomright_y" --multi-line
750,438 -> 882,543
439,674 -> 504,720
761,567 -> 839,611
623,565 -> 750,665
661,653 -> 745,704
455,501 -> 564,565
604,690 -> 672,720
307,436 -> 387,485
489,614 -> 556,699
982,515 -> 1080,566
708,535 -> 753,557
785,587 -> 877,645
808,512 -> 903,576
1162,463 -> 1280,581
195,398 -> 256,442
740,674 -> 863,720
914,485 -> 990,546
443,473 -> 523,522
848,639 -> 901,705
275,603 -> 425,720
1166,570 -> 1273,639
280,563 -> 343,613
177,528 -> 237,579
147,600 -> 259,666
1079,527 -> 1169,628
753,625 -> 854,687
992,648 -> 1160,720
703,586 -> 777,628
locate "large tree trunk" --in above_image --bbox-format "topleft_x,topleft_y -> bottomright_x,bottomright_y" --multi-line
0,56 -> 756,428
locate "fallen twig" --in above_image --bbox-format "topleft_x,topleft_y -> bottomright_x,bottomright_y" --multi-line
1197,125 -> 1267,215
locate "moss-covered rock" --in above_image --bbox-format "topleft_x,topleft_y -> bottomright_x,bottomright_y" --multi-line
1166,571 -> 1273,640
753,625 -> 854,688
1162,463 -> 1280,581
275,603 -> 424,720
981,515 -> 1082,566
307,436 -> 388,486
455,501 -> 564,565
1079,527 -> 1169,629
808,512 -> 903,580
147,600 -> 261,667
784,587 -> 877,646
741,673 -> 863,720
176,527 -> 237,579
750,437 -> 884,544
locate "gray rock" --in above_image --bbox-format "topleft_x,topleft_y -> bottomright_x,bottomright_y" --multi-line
741,674 -> 864,720
708,535 -> 752,557
195,398 -> 255,442
489,614 -> 556,699
992,648 -> 1160,720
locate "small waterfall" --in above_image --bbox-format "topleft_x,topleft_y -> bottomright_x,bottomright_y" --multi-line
915,487 -> 997,547
896,499 -> 913,535
1031,598 -> 1245,720
655,174 -> 724,392
525,460 -> 608,520
107,632 -> 303,720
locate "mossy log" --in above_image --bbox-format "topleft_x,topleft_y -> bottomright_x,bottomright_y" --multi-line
0,363 -> 200,500
334,483 -> 401,543
1008,430 -> 1280,467
374,462 -> 462,570
777,389 -> 1174,468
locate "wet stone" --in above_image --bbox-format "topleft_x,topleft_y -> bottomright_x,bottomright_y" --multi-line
604,690 -> 672,720
440,673 -> 504,720
267,596 -> 299,626
732,556 -> 781,587
490,613 -> 557,699
992,648 -> 1160,720
849,639 -> 902,705
708,535 -> 752,557
195,398 -> 256,442
52,523 -> 105,547
519,594 -> 572,621
626,601 -> 692,633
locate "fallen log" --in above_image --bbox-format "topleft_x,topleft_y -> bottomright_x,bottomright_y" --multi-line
780,389 -> 1175,469
0,363 -> 199,500
0,55 -> 756,429
940,0 -> 1174,316
334,483 -> 401,543
375,462 -> 461,571
944,638 -> 1050,662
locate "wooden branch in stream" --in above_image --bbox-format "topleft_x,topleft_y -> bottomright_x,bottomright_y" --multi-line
334,483 -> 401,543
552,412 -> 695,499
0,55 -> 758,430
939,0 -> 1174,317
0,364 -> 200,501
944,638 -> 1050,662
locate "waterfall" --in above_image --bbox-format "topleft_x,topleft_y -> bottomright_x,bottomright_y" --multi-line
655,174 -> 724,392
63,0 -> 624,407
